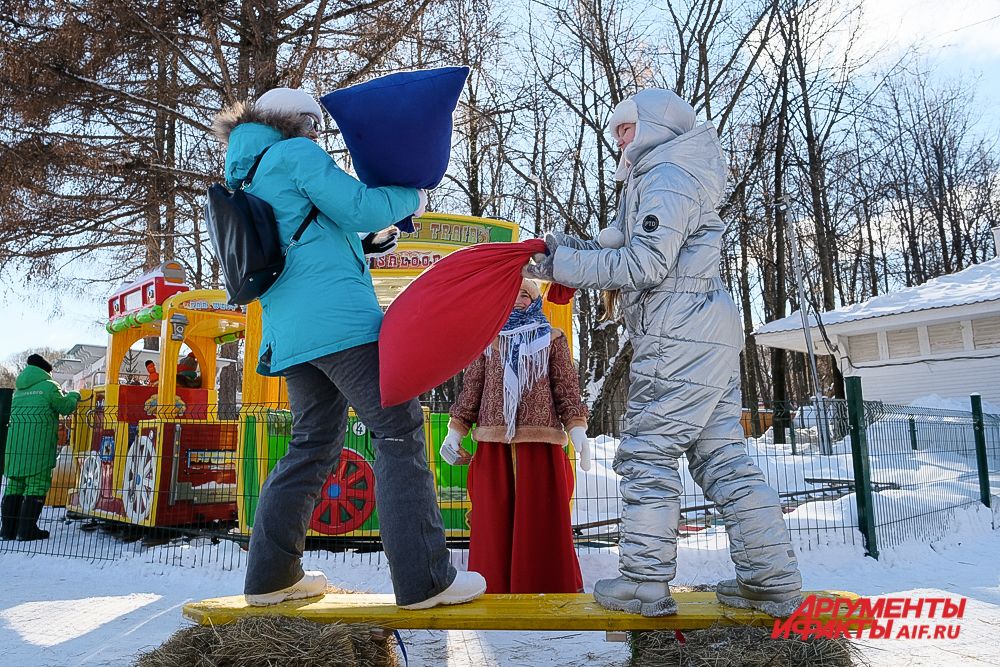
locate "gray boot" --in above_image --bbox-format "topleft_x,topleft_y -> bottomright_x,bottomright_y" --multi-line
715,579 -> 803,618
593,576 -> 677,617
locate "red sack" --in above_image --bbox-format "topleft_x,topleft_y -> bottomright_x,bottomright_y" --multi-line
379,239 -> 574,407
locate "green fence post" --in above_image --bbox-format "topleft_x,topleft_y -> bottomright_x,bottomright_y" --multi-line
845,377 -> 879,559
971,394 -> 992,508
908,414 -> 918,451
773,402 -> 788,445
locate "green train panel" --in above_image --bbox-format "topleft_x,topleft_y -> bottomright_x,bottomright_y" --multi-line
239,409 -> 476,539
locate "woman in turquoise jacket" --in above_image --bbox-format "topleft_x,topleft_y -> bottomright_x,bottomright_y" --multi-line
212,88 -> 485,609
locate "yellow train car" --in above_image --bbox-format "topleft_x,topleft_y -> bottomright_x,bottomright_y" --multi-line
66,264 -> 245,528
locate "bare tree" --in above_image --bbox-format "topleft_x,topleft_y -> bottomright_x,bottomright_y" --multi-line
0,0 -> 439,289
1,1 -> 441,411
0,366 -> 16,389
4,0 -> 999,429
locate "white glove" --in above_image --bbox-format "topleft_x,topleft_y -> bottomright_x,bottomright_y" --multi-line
570,426 -> 592,471
439,428 -> 471,465
414,189 -> 428,218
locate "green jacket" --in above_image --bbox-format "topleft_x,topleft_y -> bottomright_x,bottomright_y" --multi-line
3,366 -> 80,478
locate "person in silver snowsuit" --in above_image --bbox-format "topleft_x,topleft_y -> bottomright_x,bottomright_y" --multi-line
524,89 -> 803,617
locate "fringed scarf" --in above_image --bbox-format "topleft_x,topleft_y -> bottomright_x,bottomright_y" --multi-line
486,298 -> 552,442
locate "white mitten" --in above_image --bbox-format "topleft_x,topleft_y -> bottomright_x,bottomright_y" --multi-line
414,189 -> 428,218
569,426 -> 592,471
598,227 -> 626,249
439,428 -> 466,465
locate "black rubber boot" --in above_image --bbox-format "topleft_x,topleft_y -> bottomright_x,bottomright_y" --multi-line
16,496 -> 50,541
1,494 -> 24,540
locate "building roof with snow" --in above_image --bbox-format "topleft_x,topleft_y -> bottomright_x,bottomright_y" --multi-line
754,258 -> 1000,406
755,258 -> 1000,338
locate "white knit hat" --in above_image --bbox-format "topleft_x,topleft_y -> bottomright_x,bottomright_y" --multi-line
607,97 -> 639,180
254,87 -> 323,123
606,98 -> 638,138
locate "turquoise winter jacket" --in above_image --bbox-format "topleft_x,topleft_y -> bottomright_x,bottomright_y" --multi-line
217,108 -> 419,374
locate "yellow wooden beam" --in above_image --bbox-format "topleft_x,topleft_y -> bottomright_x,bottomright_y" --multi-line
183,592 -> 857,631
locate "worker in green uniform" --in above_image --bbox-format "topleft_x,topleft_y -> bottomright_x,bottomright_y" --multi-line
1,354 -> 80,541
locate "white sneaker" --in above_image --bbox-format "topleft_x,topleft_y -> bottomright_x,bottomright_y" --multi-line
399,571 -> 487,610
245,570 -> 328,606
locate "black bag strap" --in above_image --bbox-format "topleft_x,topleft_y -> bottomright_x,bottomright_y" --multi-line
238,140 -> 321,253
240,144 -> 274,190
289,206 -> 320,249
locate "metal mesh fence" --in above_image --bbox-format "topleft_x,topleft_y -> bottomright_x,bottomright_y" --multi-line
572,398 -> 862,552
1,396 -> 996,567
860,402 -> 1000,549
741,399 -> 861,549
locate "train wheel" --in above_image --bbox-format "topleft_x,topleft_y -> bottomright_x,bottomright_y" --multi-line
123,431 -> 157,523
310,449 -> 376,535
77,453 -> 102,512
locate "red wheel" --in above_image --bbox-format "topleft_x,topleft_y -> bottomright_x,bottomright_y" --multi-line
310,449 -> 376,535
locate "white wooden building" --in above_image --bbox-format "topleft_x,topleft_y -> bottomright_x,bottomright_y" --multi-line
754,257 -> 1000,406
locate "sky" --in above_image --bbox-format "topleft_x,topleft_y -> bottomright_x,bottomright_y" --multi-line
0,274 -> 108,364
1,0 -> 999,365
859,0 -> 1000,121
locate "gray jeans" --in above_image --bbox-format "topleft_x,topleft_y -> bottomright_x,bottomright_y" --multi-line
244,342 -> 456,606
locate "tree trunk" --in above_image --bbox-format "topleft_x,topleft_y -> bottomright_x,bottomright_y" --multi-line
770,47 -> 790,442
589,340 -> 632,437
218,341 -> 240,420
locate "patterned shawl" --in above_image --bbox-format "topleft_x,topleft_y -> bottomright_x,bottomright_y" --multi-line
487,298 -> 552,442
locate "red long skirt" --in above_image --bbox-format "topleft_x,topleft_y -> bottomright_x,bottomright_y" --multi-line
466,441 -> 583,594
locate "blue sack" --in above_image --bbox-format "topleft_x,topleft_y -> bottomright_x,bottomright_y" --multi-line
320,66 -> 469,232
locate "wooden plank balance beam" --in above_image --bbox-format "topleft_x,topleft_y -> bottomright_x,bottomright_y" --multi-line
183,591 -> 857,632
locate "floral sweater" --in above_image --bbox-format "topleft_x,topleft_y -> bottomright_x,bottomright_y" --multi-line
448,329 -> 589,445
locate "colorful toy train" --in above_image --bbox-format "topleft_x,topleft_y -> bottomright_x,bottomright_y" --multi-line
62,214 -> 576,541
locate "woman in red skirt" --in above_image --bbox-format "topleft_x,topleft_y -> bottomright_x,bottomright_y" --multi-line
440,278 -> 592,594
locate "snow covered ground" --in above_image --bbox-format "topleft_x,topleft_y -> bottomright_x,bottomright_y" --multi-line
3,392 -> 998,665
1,502 -> 999,666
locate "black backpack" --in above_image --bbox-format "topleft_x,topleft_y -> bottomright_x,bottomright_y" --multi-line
205,142 -> 318,305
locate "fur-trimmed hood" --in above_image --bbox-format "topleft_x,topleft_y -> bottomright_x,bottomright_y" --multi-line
213,102 -> 318,190
211,101 -> 315,145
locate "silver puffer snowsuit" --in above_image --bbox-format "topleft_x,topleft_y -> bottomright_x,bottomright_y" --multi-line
553,89 -> 801,594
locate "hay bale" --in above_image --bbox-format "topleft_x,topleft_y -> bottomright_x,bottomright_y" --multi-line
629,624 -> 866,667
135,616 -> 400,667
